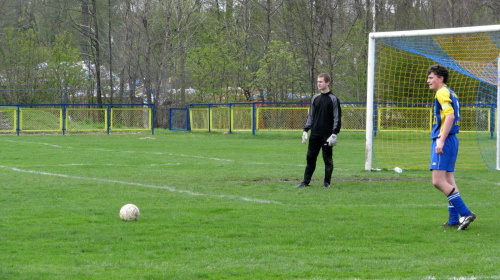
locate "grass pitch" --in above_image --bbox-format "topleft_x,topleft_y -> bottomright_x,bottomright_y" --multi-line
1,130 -> 499,279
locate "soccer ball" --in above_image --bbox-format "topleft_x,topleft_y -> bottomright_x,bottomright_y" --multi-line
119,204 -> 140,222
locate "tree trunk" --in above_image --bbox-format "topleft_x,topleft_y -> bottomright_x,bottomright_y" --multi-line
90,0 -> 103,104
108,0 -> 114,103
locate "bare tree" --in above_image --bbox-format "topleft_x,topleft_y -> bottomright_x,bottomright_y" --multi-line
138,0 -> 153,104
2,0 -> 500,114
89,0 -> 103,104
107,0 -> 114,102
172,0 -> 204,105
117,0 -> 131,102
69,0 -> 103,104
281,0 -> 324,93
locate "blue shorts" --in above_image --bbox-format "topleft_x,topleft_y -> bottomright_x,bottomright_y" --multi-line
430,134 -> 458,172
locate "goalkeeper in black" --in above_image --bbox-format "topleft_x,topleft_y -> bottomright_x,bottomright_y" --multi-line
296,73 -> 341,189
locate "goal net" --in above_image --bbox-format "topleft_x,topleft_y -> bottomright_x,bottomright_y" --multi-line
366,25 -> 500,171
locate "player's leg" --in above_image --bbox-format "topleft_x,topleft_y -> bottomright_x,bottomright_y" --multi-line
297,135 -> 322,187
434,135 -> 475,230
432,169 -> 454,194
431,135 -> 459,194
442,172 -> 460,227
445,171 -> 476,230
304,135 -> 323,183
321,140 -> 333,188
431,137 -> 460,227
433,170 -> 463,227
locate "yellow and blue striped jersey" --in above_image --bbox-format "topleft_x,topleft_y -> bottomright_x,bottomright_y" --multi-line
431,85 -> 460,139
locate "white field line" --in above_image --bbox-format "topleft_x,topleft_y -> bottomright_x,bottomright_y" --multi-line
4,140 -> 306,167
2,165 -> 489,208
0,165 -> 282,205
425,276 -> 500,280
4,140 -> 71,149
57,163 -> 181,167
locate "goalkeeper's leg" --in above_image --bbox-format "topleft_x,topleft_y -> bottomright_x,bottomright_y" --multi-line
302,135 -> 323,184
322,145 -> 333,185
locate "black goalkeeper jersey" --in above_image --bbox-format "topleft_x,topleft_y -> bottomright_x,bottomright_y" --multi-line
303,91 -> 341,137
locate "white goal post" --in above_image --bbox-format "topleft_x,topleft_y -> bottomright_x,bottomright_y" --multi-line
365,25 -> 500,171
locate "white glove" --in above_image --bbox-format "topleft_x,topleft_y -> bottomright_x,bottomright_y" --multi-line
327,134 -> 337,147
301,131 -> 308,144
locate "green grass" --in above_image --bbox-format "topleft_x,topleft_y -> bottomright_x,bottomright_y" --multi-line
1,130 -> 499,279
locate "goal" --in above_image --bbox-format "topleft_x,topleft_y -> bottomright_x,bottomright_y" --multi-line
365,25 -> 500,171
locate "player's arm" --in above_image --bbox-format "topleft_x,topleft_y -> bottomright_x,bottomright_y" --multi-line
436,112 -> 454,154
303,95 -> 317,132
436,92 -> 454,154
331,95 -> 341,134
326,95 -> 341,147
301,95 -> 316,143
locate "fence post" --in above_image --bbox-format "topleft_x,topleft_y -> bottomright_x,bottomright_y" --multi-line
252,103 -> 256,135
208,104 -> 212,133
491,103 -> 495,139
107,105 -> 111,135
16,105 -> 20,136
187,107 -> 191,131
168,107 -> 173,130
62,104 -> 66,135
229,103 -> 233,134
151,103 -> 155,135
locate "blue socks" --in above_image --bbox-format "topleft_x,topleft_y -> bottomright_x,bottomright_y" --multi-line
447,203 -> 460,225
447,192 -> 471,218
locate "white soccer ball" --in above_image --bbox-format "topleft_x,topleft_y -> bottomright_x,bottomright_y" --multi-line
119,204 -> 140,222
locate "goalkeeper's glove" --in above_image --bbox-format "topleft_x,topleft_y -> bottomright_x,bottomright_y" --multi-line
301,131 -> 308,144
326,134 -> 337,147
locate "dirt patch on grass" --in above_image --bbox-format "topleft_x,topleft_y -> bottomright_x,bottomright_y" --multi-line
262,177 -> 428,183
